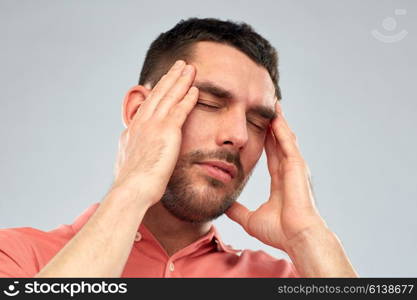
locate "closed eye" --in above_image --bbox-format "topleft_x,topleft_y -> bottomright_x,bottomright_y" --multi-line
248,121 -> 265,131
197,102 -> 220,109
197,100 -> 267,132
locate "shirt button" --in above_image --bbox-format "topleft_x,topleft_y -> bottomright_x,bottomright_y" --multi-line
134,232 -> 142,242
169,262 -> 175,272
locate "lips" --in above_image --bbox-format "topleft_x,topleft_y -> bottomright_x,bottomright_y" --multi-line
196,160 -> 238,184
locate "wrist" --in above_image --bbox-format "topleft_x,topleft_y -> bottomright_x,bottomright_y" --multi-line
285,225 -> 357,277
285,224 -> 333,256
109,175 -> 160,209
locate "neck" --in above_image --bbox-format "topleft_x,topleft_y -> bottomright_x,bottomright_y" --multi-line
142,202 -> 212,257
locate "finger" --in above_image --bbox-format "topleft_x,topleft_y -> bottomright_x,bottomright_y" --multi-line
271,102 -> 303,159
225,201 -> 252,229
169,86 -> 199,125
154,64 -> 196,118
135,60 -> 186,120
265,126 -> 281,171
265,127 -> 282,188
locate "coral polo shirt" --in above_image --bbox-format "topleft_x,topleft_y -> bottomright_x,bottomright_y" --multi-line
0,203 -> 299,278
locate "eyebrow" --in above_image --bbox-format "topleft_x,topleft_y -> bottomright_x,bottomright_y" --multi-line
194,81 -> 234,99
194,80 -> 276,121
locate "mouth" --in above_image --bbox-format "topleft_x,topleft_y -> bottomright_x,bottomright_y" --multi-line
195,160 -> 237,184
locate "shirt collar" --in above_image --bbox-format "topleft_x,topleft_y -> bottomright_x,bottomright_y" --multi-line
71,202 -> 240,256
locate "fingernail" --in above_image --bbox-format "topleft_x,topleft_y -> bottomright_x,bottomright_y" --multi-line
189,86 -> 198,94
182,65 -> 193,75
173,60 -> 185,69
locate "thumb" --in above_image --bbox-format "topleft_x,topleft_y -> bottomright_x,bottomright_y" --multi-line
225,201 -> 252,229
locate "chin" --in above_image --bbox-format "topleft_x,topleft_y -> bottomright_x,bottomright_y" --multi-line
159,152 -> 251,223
160,181 -> 239,224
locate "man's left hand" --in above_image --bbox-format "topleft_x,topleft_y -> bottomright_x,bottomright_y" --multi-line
226,101 -> 326,252
226,101 -> 357,277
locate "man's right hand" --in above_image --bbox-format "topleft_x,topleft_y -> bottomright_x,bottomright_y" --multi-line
35,60 -> 198,277
113,60 -> 198,206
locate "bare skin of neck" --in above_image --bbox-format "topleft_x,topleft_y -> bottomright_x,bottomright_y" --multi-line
142,202 -> 212,257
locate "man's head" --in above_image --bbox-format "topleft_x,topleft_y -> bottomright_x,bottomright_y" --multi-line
126,18 -> 280,223
139,18 -> 281,100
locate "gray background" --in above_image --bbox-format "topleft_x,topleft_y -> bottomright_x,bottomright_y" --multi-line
1,0 -> 416,277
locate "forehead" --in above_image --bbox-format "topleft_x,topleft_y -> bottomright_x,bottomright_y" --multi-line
188,41 -> 276,107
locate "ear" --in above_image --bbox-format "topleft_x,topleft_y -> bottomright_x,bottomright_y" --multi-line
121,85 -> 151,128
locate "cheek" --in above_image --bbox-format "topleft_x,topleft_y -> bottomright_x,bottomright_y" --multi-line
180,109 -> 265,171
179,110 -> 215,153
240,133 -> 265,174
242,143 -> 263,173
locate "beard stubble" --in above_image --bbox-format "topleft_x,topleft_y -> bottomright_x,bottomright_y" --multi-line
160,149 -> 252,223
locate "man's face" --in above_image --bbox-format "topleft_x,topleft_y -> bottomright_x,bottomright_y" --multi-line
161,41 -> 276,223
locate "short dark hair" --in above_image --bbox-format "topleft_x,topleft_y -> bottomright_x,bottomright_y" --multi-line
138,18 -> 282,100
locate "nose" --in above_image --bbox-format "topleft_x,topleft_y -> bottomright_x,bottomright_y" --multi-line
216,111 -> 248,151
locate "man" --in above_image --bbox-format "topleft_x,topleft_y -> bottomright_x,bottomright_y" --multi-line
0,18 -> 357,277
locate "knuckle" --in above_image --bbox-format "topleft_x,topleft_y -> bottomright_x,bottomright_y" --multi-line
165,109 -> 178,121
163,93 -> 176,102
156,75 -> 167,85
153,106 -> 170,120
167,110 -> 184,125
